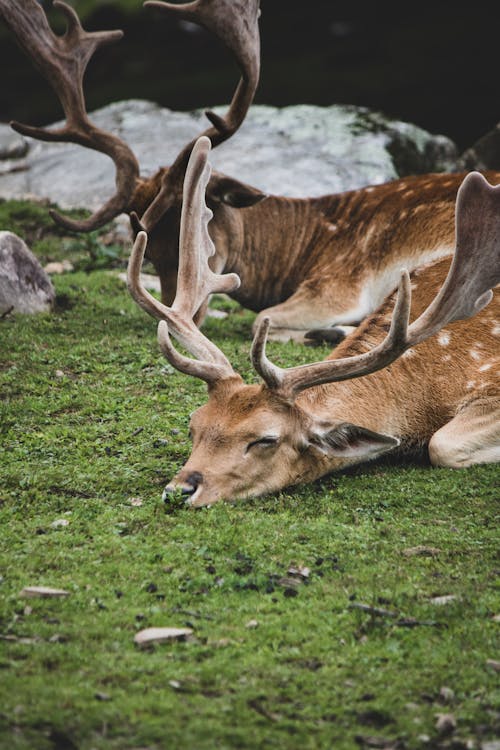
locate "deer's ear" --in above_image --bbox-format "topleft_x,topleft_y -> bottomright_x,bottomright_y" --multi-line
312,422 -> 399,460
208,175 -> 267,208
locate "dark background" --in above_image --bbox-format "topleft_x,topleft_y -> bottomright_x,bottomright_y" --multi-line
0,1 -> 498,151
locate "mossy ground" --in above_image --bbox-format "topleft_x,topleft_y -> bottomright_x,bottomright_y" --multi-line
0,201 -> 498,750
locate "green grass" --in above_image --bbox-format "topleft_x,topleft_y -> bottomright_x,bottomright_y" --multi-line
0,203 -> 499,750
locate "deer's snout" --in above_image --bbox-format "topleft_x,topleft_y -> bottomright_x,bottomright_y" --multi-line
162,471 -> 204,503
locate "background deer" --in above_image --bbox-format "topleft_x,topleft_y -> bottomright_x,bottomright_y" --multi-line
2,0 -> 500,342
128,137 -> 500,507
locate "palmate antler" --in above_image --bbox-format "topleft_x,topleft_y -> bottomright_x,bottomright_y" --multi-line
0,0 -> 140,232
252,171 -> 500,398
139,0 -> 261,233
0,0 -> 261,234
128,137 -> 240,385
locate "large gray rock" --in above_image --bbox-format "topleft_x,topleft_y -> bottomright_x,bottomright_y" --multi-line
0,100 -> 458,211
0,231 -> 55,315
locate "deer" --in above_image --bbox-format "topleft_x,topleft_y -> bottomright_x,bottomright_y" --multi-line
2,0 -> 500,343
127,136 -> 500,507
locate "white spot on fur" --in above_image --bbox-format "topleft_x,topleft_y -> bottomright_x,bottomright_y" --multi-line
365,186 -> 375,193
466,381 -> 476,390
402,349 -> 415,358
396,183 -> 407,191
492,324 -> 500,336
327,223 -> 338,232
438,332 -> 450,346
443,354 -> 452,362
479,363 -> 492,372
470,350 -> 482,361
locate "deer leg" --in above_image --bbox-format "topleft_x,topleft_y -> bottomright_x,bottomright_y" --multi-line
252,281 -> 366,344
428,396 -> 500,468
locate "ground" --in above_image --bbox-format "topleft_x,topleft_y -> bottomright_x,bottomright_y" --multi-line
0,201 -> 498,750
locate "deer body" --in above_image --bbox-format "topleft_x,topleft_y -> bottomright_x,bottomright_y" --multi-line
127,140 -> 500,507
172,257 -> 500,506
128,168 -> 500,339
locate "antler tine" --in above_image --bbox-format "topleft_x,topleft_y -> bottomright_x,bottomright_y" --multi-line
127,137 -> 240,385
139,0 -> 261,232
1,0 -> 140,232
252,271 -> 413,397
253,171 -> 500,398
405,171 -> 500,346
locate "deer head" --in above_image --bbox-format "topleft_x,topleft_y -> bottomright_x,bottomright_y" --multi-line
0,0 -> 265,312
128,137 -> 500,506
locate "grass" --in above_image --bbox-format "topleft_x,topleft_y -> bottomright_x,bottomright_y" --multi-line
0,201 -> 498,750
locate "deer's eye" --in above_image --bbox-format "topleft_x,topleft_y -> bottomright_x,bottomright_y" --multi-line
246,436 -> 279,452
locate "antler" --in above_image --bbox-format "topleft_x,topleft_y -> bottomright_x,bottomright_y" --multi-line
0,0 -> 140,232
139,0 -> 261,232
128,136 -> 240,385
252,171 -> 500,398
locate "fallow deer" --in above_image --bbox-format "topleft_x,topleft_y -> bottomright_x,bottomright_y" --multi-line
128,137 -> 500,507
2,0 -> 500,342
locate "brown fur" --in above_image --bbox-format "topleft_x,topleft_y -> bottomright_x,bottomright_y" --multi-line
164,257 -> 499,506
131,169 -> 500,340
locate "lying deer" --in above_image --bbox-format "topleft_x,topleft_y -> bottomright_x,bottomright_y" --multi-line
128,137 -> 500,507
3,0 -> 500,342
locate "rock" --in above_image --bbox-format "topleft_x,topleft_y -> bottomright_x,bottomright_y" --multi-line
50,519 -> 70,528
486,659 -> 500,672
134,626 -> 193,647
439,686 -> 455,704
0,232 -> 55,315
0,124 -> 28,159
44,260 -> 74,275
245,619 -> 259,629
402,546 -> 441,557
435,712 -> 457,735
19,586 -> 70,598
0,100 -> 459,213
430,594 -> 458,606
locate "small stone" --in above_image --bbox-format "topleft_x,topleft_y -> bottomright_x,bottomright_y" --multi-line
245,619 -> 259,629
403,546 -> 441,557
94,692 -> 111,701
435,712 -> 457,735
491,614 -> 500,623
19,586 -> 70,598
439,686 -> 455,703
129,497 -> 143,506
44,260 -> 74,275
134,627 -> 193,647
54,370 -> 65,378
50,519 -> 69,528
287,564 -> 311,578
168,680 -> 181,690
430,594 -> 458,605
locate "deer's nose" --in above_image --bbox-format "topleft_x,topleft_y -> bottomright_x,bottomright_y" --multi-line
162,471 -> 203,502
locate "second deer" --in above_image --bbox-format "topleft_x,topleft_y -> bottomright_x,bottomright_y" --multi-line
2,0 -> 500,342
